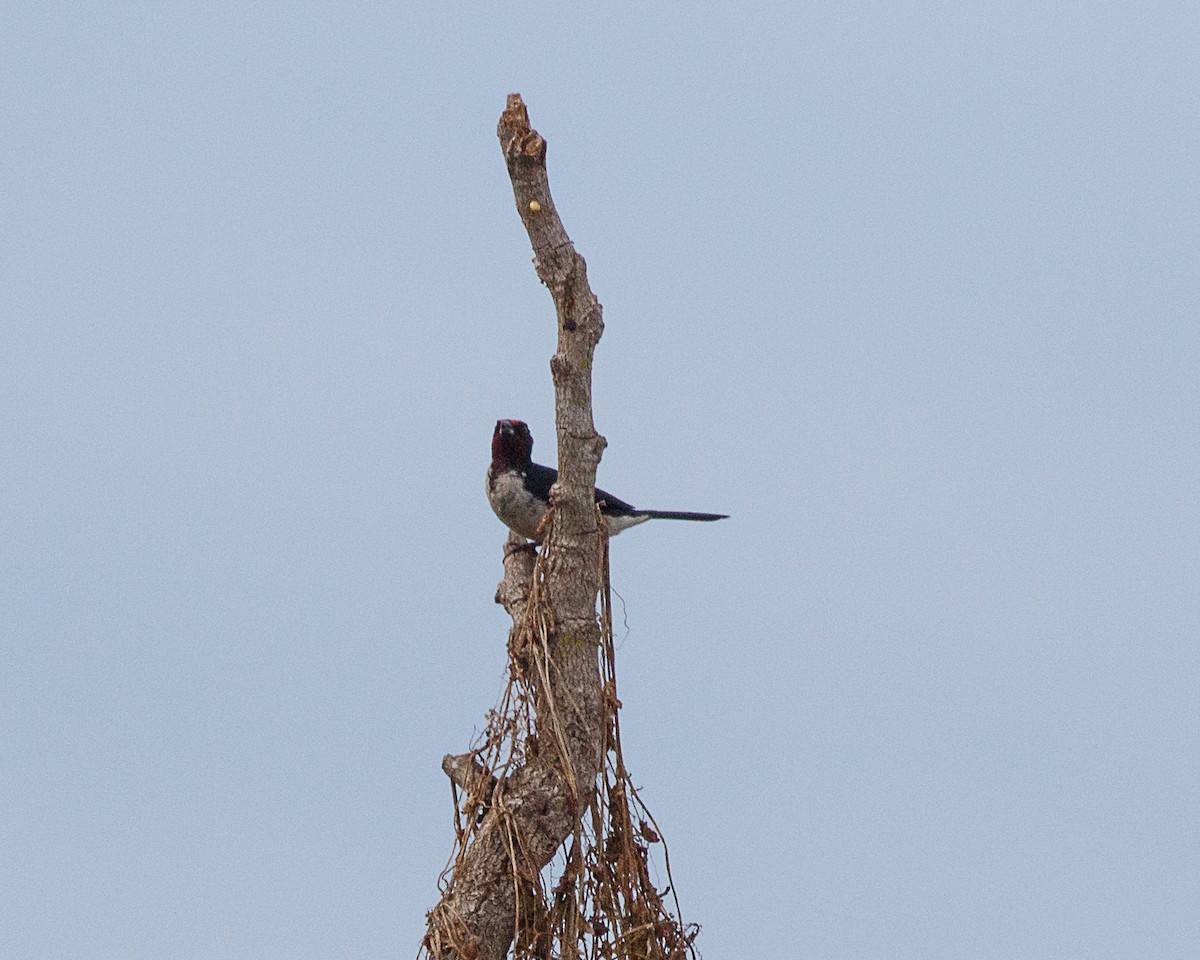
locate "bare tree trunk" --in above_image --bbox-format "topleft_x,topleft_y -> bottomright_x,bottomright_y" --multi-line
423,94 -> 607,960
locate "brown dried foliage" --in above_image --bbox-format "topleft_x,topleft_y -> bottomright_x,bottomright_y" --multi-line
423,508 -> 699,960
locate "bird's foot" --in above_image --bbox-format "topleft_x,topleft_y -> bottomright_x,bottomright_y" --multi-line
504,540 -> 539,558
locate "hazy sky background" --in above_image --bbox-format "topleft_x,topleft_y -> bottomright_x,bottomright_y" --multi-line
3,3 -> 1197,958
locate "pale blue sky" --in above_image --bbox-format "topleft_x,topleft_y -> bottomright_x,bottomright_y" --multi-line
3,3 -> 1198,958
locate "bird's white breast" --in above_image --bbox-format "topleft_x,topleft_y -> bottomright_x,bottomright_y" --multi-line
486,469 -> 548,540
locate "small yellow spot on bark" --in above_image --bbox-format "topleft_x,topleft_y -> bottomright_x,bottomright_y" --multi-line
529,200 -> 541,213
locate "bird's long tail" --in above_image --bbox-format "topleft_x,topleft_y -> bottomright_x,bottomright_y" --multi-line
639,510 -> 728,522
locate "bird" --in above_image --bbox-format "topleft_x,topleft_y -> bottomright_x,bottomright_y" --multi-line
487,419 -> 728,541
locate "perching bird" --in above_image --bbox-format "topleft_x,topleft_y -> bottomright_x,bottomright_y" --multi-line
487,419 -> 728,540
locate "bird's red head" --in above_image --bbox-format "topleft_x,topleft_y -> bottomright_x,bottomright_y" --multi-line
492,419 -> 534,471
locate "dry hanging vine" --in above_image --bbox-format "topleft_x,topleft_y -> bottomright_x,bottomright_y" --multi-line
424,510 -> 698,960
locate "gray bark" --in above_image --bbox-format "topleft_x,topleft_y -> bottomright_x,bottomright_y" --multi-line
423,94 -> 607,960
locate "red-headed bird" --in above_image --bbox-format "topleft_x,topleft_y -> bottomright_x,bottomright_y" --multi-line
487,419 -> 728,541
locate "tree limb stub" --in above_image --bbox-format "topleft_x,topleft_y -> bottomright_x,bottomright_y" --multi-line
497,93 -> 607,512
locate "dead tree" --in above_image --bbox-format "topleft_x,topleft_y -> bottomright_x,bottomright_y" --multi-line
422,94 -> 697,960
